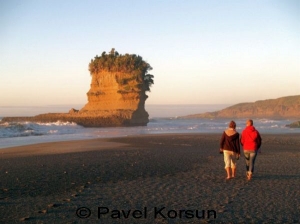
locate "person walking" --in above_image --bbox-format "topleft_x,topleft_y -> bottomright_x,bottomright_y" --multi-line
240,119 -> 262,180
220,121 -> 241,180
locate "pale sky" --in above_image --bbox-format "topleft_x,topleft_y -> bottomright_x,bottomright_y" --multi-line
1,0 -> 299,109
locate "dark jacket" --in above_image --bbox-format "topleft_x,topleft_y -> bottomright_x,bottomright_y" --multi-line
240,126 -> 262,150
220,129 -> 240,154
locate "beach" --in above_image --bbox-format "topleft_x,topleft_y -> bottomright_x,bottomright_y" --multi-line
0,133 -> 299,223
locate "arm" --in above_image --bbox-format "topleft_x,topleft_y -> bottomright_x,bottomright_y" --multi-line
220,132 -> 225,149
256,132 -> 262,150
236,134 -> 241,154
240,133 -> 244,146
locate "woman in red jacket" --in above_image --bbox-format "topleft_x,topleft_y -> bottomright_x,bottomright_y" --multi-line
240,119 -> 262,180
220,121 -> 241,180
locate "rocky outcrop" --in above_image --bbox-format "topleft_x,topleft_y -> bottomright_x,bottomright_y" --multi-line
1,111 -> 147,127
181,95 -> 300,119
1,50 -> 153,127
286,121 -> 300,128
79,70 -> 149,126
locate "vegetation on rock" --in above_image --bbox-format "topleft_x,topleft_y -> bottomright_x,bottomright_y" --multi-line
89,48 -> 154,92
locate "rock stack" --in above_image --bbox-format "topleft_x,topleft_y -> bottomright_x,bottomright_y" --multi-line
1,49 -> 154,127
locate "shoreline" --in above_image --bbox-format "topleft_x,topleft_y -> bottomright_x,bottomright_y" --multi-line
0,138 -> 128,158
0,133 -> 299,223
1,117 -> 299,150
1,131 -> 300,151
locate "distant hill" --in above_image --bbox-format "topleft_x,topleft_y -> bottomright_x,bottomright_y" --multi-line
181,95 -> 300,119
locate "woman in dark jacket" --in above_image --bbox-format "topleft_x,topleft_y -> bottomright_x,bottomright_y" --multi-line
220,121 -> 241,179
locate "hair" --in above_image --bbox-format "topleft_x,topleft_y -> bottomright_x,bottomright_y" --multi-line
246,119 -> 253,126
229,120 -> 236,129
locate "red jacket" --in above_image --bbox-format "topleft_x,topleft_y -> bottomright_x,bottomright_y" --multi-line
240,126 -> 262,150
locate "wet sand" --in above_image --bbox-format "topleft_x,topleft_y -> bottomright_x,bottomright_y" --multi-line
0,134 -> 299,223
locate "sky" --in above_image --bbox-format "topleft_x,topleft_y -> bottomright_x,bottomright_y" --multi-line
1,0 -> 299,110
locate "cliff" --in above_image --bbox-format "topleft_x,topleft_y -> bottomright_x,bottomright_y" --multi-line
1,49 -> 154,127
79,70 -> 149,125
181,95 -> 300,119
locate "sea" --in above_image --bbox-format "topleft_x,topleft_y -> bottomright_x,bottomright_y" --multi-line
1,104 -> 299,149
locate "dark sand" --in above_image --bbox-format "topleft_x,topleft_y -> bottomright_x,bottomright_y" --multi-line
0,134 -> 299,223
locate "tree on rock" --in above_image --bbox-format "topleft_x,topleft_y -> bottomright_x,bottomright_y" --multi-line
89,48 -> 154,92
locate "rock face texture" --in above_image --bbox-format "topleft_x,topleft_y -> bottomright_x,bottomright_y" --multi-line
181,95 -> 300,119
1,50 -> 153,127
78,70 -> 150,126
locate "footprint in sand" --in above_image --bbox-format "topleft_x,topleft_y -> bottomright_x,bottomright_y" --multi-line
218,204 -> 227,213
38,209 -> 47,214
19,217 -> 31,221
48,203 -> 61,208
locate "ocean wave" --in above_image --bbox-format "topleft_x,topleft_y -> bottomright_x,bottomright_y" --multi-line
0,118 -> 299,149
258,118 -> 277,124
0,121 -> 82,138
36,121 -> 78,126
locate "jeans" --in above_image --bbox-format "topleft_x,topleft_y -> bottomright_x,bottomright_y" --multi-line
244,150 -> 257,174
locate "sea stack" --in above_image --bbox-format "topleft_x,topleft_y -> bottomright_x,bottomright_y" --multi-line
1,49 -> 154,127
79,48 -> 153,126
